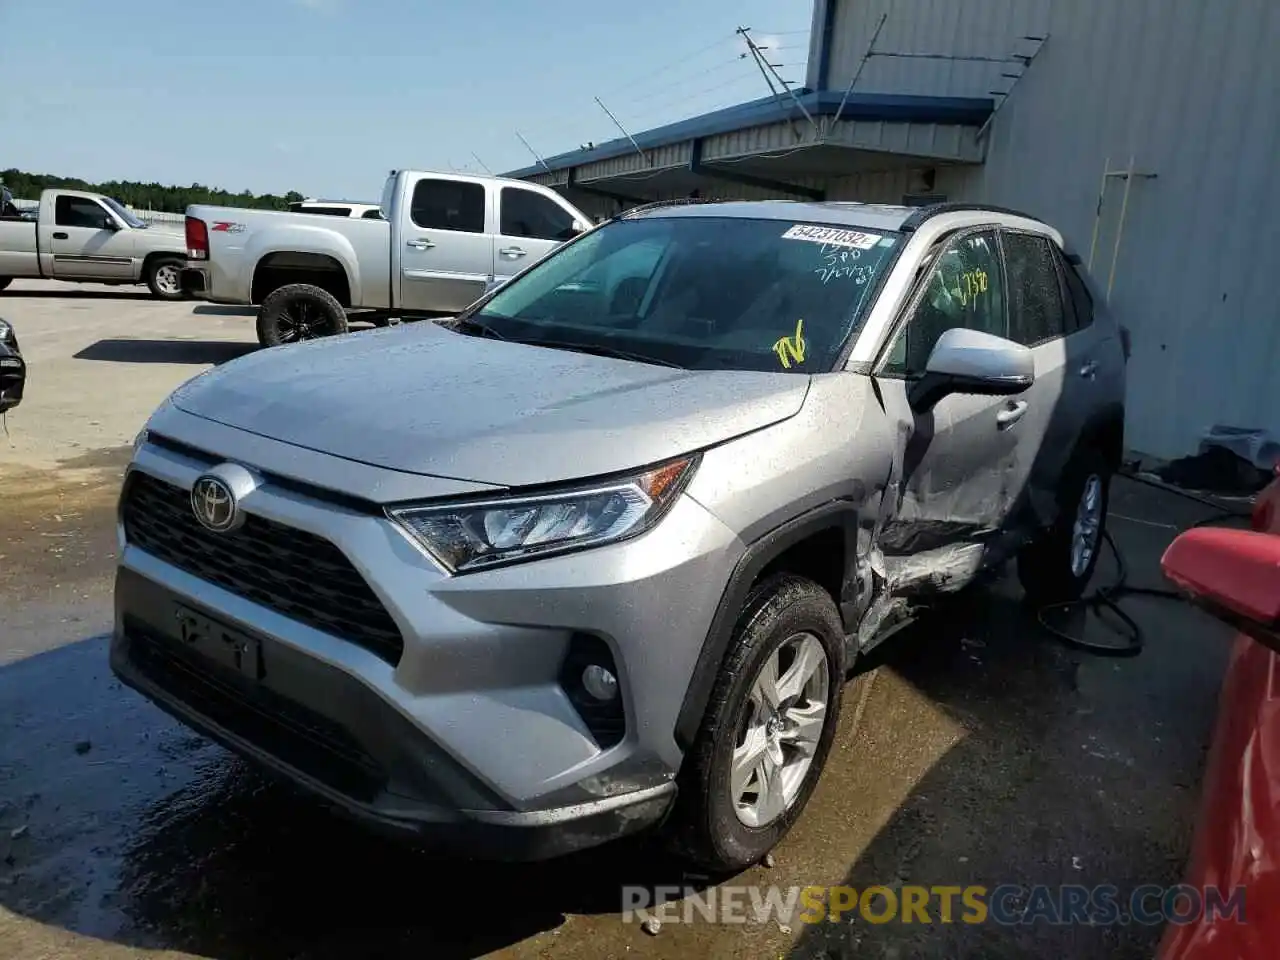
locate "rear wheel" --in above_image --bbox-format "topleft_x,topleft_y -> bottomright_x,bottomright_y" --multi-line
667,574 -> 850,872
1017,447 -> 1111,604
145,256 -> 186,300
255,283 -> 349,347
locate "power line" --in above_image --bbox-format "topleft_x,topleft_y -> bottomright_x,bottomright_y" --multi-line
512,45 -> 746,142
593,32 -> 742,100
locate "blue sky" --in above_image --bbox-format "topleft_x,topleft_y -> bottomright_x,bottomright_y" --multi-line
0,0 -> 812,199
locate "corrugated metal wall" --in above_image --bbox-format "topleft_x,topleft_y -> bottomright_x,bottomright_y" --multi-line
917,0 -> 1280,459
824,0 -> 1052,99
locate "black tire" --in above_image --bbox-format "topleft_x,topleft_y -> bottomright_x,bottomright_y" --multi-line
145,256 -> 186,300
668,574 -> 849,873
0,277 -> 11,292
1017,447 -> 1112,604
255,284 -> 349,347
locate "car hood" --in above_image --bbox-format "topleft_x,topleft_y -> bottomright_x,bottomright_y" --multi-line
171,323 -> 810,488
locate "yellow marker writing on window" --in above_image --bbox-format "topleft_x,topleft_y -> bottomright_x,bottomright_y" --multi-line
773,318 -> 807,369
958,268 -> 988,307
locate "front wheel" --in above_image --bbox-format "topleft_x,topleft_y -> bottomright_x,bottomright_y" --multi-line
145,256 -> 186,300
667,574 -> 850,872
1017,447 -> 1112,604
255,284 -> 349,347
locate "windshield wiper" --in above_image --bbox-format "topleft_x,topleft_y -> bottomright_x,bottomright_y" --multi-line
509,337 -> 684,369
449,316 -> 508,340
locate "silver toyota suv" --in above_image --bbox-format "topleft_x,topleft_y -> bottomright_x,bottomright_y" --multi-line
111,200 -> 1126,871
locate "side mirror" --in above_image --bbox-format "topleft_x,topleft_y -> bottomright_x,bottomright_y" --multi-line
570,221 -> 587,236
1161,528 -> 1280,653
101,217 -> 120,231
907,327 -> 1035,413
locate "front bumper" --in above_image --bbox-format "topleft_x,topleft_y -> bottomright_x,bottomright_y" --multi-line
111,421 -> 741,857
110,571 -> 673,858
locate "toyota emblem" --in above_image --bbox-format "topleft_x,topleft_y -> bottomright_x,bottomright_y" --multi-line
191,475 -> 241,532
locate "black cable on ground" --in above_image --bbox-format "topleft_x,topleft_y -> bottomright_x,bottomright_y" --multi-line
1035,470 -> 1253,657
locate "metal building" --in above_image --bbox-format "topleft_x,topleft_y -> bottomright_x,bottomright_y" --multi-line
508,0 -> 1280,460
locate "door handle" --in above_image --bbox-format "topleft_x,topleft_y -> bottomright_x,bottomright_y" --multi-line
1079,360 -> 1098,379
499,246 -> 527,258
996,400 -> 1029,428
52,231 -> 68,240
405,238 -> 435,250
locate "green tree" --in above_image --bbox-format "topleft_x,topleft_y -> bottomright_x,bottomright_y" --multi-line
0,168 -> 306,214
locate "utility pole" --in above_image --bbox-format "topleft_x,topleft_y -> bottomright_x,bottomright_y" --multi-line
737,26 -> 780,97
737,26 -> 817,136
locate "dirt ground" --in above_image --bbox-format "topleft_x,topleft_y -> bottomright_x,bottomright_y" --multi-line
0,281 -> 1240,959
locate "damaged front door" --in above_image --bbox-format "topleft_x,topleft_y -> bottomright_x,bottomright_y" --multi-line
873,228 -> 1028,593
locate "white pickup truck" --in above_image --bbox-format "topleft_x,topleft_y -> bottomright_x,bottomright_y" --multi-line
182,170 -> 594,346
0,186 -> 188,299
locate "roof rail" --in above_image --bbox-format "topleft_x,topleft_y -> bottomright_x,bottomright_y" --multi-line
901,202 -> 1041,232
616,198 -> 724,220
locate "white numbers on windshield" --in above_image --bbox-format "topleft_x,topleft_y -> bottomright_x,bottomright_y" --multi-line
815,243 -> 876,285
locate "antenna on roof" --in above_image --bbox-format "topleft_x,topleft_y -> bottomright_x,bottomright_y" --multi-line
515,131 -> 552,173
470,152 -> 494,175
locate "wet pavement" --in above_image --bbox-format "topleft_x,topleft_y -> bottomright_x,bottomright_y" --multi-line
0,459 -> 1238,960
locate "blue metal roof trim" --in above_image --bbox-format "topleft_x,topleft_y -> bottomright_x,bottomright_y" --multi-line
504,90 -> 995,178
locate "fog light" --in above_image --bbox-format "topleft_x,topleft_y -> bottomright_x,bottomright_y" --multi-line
582,664 -> 619,701
560,634 -> 625,747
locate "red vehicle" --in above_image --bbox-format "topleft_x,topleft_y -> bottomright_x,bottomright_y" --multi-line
1157,475 -> 1280,959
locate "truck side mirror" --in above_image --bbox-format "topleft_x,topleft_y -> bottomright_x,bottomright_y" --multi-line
1162,527 -> 1280,654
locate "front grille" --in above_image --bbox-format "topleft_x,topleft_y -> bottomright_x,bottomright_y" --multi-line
125,618 -> 385,801
122,471 -> 404,665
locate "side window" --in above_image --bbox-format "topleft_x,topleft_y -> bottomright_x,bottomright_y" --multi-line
1003,231 -> 1069,346
55,196 -> 112,229
409,179 -> 486,233
884,229 -> 1006,376
1057,251 -> 1095,332
500,187 -> 577,241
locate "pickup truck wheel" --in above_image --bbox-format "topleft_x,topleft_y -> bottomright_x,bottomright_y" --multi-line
145,256 -> 186,300
256,284 -> 349,347
667,574 -> 849,873
1017,447 -> 1112,604
0,277 -> 11,292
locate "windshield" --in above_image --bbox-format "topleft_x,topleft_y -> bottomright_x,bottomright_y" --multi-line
471,215 -> 901,373
100,196 -> 146,228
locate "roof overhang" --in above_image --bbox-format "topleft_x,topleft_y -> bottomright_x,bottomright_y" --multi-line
506,89 -> 994,203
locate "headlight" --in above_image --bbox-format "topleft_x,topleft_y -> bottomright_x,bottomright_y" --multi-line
0,319 -> 11,339
388,456 -> 698,574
